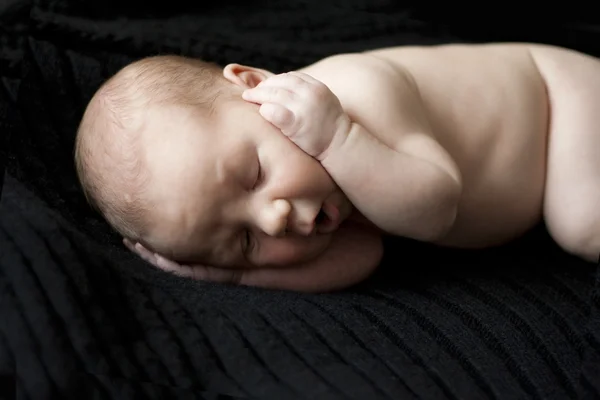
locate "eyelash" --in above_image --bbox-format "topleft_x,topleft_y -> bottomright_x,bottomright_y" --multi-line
243,230 -> 254,255
242,161 -> 261,258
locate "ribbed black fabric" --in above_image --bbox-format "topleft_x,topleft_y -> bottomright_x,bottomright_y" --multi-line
1,1 -> 600,399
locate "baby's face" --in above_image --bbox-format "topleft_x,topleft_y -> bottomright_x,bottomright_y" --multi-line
141,99 -> 352,268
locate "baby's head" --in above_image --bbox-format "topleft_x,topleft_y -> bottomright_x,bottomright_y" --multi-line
75,55 -> 352,268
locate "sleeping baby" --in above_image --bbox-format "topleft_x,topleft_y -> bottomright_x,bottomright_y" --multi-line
75,43 -> 600,292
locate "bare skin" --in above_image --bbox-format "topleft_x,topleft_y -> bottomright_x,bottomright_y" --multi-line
288,44 -> 545,250
121,43 -> 600,291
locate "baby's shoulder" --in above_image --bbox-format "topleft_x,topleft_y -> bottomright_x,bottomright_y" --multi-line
304,52 -> 394,76
301,52 -> 418,114
303,52 -> 410,88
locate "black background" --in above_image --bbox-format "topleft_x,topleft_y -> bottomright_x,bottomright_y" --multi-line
1,1 -> 599,399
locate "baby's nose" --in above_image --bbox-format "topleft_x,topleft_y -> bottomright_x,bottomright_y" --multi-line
261,199 -> 291,237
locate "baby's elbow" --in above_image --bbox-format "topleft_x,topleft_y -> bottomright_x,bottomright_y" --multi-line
418,175 -> 461,241
426,199 -> 459,241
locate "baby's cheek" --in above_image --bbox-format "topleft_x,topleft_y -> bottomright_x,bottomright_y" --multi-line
255,235 -> 331,267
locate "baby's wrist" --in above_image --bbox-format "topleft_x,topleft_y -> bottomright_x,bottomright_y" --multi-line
318,113 -> 352,162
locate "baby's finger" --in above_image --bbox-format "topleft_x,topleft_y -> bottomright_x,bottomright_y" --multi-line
242,86 -> 296,106
154,255 -> 243,285
153,253 -> 183,271
123,238 -> 135,252
133,242 -> 159,265
154,254 -> 196,278
259,103 -> 295,129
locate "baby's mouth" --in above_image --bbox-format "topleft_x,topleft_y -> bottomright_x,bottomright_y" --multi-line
316,203 -> 340,234
315,208 -> 327,225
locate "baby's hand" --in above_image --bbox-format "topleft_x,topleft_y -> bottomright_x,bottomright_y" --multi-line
123,220 -> 383,293
123,239 -> 244,284
242,72 -> 351,160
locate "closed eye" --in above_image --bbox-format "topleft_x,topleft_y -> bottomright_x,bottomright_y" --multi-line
242,229 -> 255,258
252,163 -> 263,190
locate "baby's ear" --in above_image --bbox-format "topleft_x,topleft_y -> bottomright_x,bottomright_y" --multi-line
223,63 -> 274,89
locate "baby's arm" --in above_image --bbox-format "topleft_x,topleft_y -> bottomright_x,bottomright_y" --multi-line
242,63 -> 462,242
325,127 -> 460,241
323,119 -> 460,241
319,59 -> 462,241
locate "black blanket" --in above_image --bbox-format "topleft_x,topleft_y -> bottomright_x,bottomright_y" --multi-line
1,2 -> 600,399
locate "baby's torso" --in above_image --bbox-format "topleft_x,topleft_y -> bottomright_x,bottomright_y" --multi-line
303,43 -> 551,247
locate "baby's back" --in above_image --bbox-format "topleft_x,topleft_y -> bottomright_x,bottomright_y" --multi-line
305,43 -> 550,247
